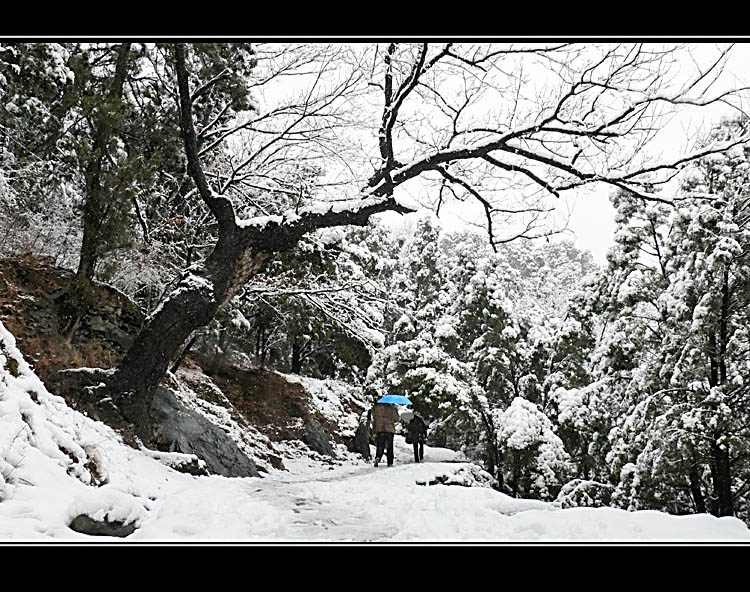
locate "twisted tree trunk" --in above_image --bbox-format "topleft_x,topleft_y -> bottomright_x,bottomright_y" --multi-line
104,44 -> 411,438
109,236 -> 271,430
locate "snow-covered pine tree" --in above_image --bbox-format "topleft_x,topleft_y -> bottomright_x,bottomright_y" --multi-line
647,118 -> 750,518
579,119 -> 750,521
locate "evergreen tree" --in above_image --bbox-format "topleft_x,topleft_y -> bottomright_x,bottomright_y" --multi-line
582,119 -> 750,520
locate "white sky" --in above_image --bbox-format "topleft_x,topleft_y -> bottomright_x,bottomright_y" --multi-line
352,43 -> 750,265
561,42 -> 750,264
561,188 -> 617,265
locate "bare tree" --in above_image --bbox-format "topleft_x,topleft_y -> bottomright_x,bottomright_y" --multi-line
360,43 -> 750,245
98,41 -> 748,440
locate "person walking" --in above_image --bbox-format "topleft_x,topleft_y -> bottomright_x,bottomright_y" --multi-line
406,413 -> 427,462
371,402 -> 400,467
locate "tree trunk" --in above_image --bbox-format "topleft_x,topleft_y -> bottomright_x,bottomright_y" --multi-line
61,206 -> 102,340
257,327 -> 268,368
99,43 -> 412,441
170,334 -> 198,374
63,43 -> 132,340
705,267 -> 733,516
495,460 -> 505,493
710,440 -> 733,517
511,454 -> 520,497
483,417 -> 501,486
719,265 -> 730,384
291,338 -> 302,374
108,231 -> 271,436
689,464 -> 707,514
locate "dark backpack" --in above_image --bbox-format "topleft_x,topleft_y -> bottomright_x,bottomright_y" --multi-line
406,417 -> 426,443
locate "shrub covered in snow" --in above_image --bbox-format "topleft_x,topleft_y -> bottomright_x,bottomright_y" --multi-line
495,397 -> 573,500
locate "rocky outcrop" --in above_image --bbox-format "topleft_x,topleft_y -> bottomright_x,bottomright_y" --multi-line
47,367 -> 132,437
48,369 -> 260,478
148,386 -> 260,478
0,255 -> 143,384
302,419 -> 335,457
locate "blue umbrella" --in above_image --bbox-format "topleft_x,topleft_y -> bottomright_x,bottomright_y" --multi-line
377,394 -> 412,405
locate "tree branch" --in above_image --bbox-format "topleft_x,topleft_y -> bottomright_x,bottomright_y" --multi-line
174,43 -> 237,232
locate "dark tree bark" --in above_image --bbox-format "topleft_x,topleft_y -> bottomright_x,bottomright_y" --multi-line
710,441 -> 733,517
712,267 -> 734,516
719,266 -> 730,385
290,336 -> 312,374
170,334 -> 199,374
701,265 -> 734,517
291,340 -> 303,374
477,406 -> 502,487
689,464 -> 707,514
699,262 -> 736,517
255,325 -> 269,368
510,454 -> 521,498
76,43 -> 132,279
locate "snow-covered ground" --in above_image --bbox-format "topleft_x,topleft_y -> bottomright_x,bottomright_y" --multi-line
2,320 -> 750,543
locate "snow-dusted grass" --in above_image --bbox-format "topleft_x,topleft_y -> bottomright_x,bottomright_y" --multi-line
2,320 -> 750,543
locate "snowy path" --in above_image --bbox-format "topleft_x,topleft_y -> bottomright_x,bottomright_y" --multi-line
126,439 -> 750,543
129,440 -> 490,542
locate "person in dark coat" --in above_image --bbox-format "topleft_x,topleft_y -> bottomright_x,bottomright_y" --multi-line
371,402 -> 400,467
406,413 -> 427,462
353,409 -> 371,461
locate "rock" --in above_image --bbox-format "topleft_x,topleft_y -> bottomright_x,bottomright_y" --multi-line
146,450 -> 209,477
69,514 -> 136,538
6,356 -> 20,377
48,370 -> 259,478
88,315 -> 107,332
49,368 -> 133,436
267,454 -> 285,470
302,418 -> 335,457
85,314 -> 135,349
416,464 -> 497,489
149,386 -> 260,478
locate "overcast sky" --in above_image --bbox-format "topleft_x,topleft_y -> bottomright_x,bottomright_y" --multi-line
561,43 -> 750,264
258,41 -> 750,266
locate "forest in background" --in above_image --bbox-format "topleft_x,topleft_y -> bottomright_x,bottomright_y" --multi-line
2,41 -> 750,524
